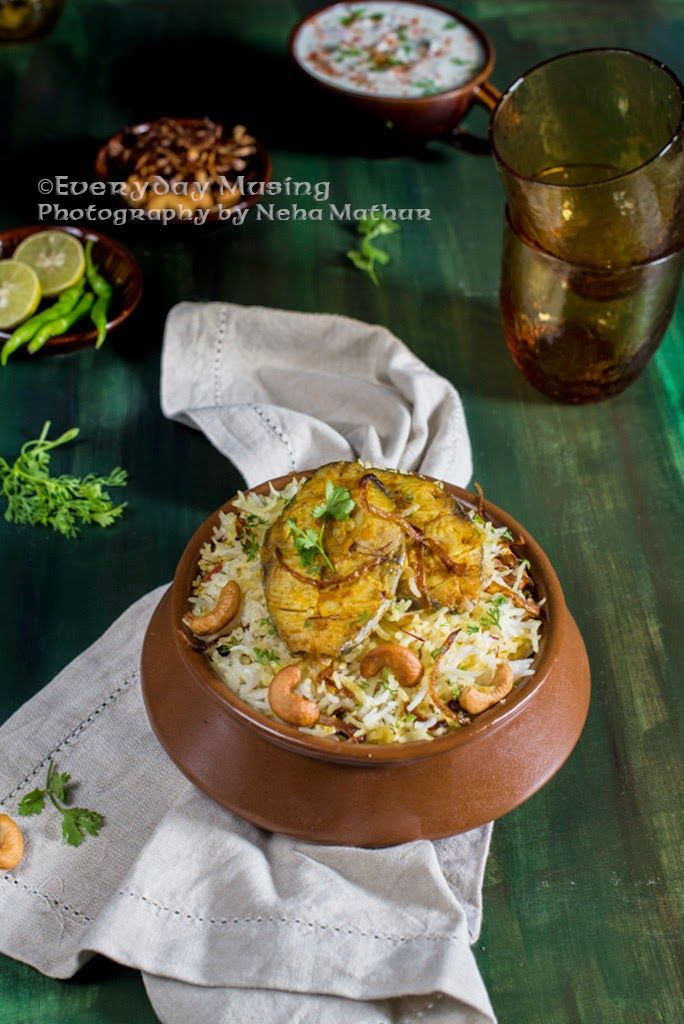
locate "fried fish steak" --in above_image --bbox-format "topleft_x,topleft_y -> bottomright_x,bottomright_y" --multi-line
261,463 -> 405,656
367,470 -> 484,610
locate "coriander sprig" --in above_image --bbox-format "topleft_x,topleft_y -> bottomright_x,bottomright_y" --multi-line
17,760 -> 105,847
288,481 -> 356,575
346,215 -> 399,286
287,518 -> 334,575
0,421 -> 127,539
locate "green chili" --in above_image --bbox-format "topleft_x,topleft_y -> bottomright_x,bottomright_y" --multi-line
91,293 -> 110,349
85,240 -> 113,348
1,279 -> 85,365
27,293 -> 94,355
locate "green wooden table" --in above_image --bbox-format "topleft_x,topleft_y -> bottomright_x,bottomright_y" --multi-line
1,1 -> 682,1021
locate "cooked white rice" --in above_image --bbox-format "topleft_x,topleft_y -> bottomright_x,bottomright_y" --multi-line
189,476 -> 543,744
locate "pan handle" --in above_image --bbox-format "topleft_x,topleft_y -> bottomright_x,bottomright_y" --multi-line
441,80 -> 502,156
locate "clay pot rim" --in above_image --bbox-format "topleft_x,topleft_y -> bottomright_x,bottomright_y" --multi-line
287,0 -> 496,109
170,470 -> 565,766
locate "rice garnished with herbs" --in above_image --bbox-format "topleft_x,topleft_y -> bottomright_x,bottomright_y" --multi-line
188,473 -> 543,744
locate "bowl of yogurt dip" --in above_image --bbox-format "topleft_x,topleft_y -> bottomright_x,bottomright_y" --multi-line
289,1 -> 500,142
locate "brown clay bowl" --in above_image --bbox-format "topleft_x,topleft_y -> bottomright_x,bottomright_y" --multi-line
141,471 -> 590,846
94,118 -> 272,225
0,225 -> 142,354
288,0 -> 501,145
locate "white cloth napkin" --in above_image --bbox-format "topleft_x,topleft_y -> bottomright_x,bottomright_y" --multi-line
0,303 -> 495,1024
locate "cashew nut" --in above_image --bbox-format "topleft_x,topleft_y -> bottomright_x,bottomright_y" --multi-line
184,580 -> 242,636
459,662 -> 514,716
360,644 -> 424,687
268,665 -> 320,727
0,814 -> 24,870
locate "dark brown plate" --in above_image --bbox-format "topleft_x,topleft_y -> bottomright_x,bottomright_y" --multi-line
0,225 -> 142,354
94,117 -> 272,225
141,472 -> 591,846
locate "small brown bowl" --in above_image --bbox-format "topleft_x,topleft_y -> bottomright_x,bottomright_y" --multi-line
142,472 -> 590,846
288,0 -> 501,143
0,225 -> 142,354
94,118 -> 272,225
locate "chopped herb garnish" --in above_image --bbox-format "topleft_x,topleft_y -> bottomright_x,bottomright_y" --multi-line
17,760 -> 104,847
240,512 -> 265,560
444,19 -> 457,28
259,616 -> 277,635
287,517 -> 334,575
340,7 -> 366,26
466,624 -> 480,635
356,609 -> 371,625
479,594 -> 507,629
450,56 -> 467,65
416,78 -> 439,96
501,528 -> 514,541
313,480 -> 356,521
253,647 -> 279,665
520,558 -> 531,570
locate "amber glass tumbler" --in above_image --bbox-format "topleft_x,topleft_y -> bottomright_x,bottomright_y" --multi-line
491,49 -> 684,267
500,209 -> 684,403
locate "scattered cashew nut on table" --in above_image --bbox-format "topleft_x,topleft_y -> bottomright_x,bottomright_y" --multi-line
459,662 -> 514,716
360,644 -> 424,687
268,665 -> 320,727
184,580 -> 242,636
0,813 -> 24,870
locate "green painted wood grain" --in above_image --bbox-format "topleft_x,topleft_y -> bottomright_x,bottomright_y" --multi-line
0,1 -> 682,1022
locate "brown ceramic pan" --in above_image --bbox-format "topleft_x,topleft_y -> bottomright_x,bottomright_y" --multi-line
0,226 -> 142,354
141,471 -> 591,847
288,1 -> 501,148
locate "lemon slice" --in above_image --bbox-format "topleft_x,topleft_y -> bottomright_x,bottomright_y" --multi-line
0,261 -> 42,330
13,231 -> 85,297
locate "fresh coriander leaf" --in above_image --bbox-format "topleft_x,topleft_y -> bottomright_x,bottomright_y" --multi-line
312,481 -> 356,521
356,609 -> 371,625
444,19 -> 458,28
501,528 -> 514,541
61,811 -> 85,847
259,616 -> 277,635
466,624 -> 480,635
287,518 -> 334,574
450,55 -> 467,65
17,787 -> 46,816
74,808 -> 105,838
